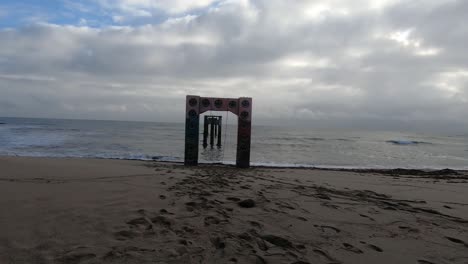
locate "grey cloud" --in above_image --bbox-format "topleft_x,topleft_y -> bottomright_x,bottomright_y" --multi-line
0,0 -> 467,133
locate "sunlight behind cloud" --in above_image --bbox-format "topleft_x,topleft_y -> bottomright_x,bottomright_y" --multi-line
382,29 -> 441,56
276,54 -> 335,69
431,71 -> 468,97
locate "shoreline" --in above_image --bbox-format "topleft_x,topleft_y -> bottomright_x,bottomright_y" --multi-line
1,155 -> 467,172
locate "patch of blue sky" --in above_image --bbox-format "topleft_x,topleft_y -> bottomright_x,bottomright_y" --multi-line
0,0 -> 110,28
0,0 -> 223,29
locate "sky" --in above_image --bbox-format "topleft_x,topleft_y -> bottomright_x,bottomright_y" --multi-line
0,0 -> 467,132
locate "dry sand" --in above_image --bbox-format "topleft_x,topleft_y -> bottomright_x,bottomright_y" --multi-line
0,156 -> 467,264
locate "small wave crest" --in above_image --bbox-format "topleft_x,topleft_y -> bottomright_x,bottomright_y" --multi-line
151,155 -> 182,162
1,153 -> 467,170
386,140 -> 432,145
270,137 -> 354,142
0,152 -> 179,162
306,137 -> 325,141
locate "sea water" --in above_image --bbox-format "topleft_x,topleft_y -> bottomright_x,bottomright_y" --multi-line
0,117 -> 467,169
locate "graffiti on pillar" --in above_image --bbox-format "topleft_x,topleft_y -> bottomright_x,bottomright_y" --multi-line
184,95 -> 252,168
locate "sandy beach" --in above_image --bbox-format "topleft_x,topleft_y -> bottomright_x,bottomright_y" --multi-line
0,156 -> 467,264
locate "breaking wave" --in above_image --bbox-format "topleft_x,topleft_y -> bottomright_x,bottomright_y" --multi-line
386,140 -> 432,145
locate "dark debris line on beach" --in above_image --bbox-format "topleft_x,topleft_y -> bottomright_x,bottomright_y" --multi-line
316,168 -> 465,179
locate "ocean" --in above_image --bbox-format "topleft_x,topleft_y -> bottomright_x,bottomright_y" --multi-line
0,117 -> 467,169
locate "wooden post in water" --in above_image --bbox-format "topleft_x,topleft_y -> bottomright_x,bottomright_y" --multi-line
210,117 -> 215,147
214,119 -> 218,138
217,117 -> 222,147
203,115 -> 208,148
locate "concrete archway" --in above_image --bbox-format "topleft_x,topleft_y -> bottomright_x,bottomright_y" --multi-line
184,95 -> 252,168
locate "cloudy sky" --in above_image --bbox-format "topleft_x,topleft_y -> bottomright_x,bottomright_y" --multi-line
1,0 -> 467,131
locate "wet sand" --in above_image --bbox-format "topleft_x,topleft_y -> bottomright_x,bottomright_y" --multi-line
0,156 -> 467,264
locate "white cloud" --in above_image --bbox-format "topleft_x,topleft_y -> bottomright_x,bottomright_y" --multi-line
0,74 -> 56,82
0,0 -> 467,131
121,0 -> 218,13
428,70 -> 468,99
96,0 -> 219,20
377,28 -> 442,56
275,53 -> 336,69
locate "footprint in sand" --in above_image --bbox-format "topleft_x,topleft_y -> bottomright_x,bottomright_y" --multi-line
295,244 -> 306,250
204,216 -> 221,226
359,214 -> 376,221
261,234 -> 293,248
238,199 -> 256,208
366,244 -> 383,252
159,208 -> 172,214
256,255 -> 267,264
398,226 -> 420,233
151,215 -> 173,228
126,217 -> 151,228
185,201 -> 198,211
312,249 -> 339,263
182,225 -> 196,234
238,232 -> 253,242
321,202 -> 340,209
137,208 -> 148,215
103,246 -> 156,261
56,252 -> 96,264
114,230 -> 140,240
445,236 -> 468,247
316,193 -> 331,200
359,241 -> 383,252
227,197 -> 241,202
342,243 -> 363,254
178,239 -> 191,245
256,237 -> 269,251
275,202 -> 296,210
314,225 -> 341,235
248,220 -> 263,229
417,260 -> 436,264
210,236 -> 226,249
